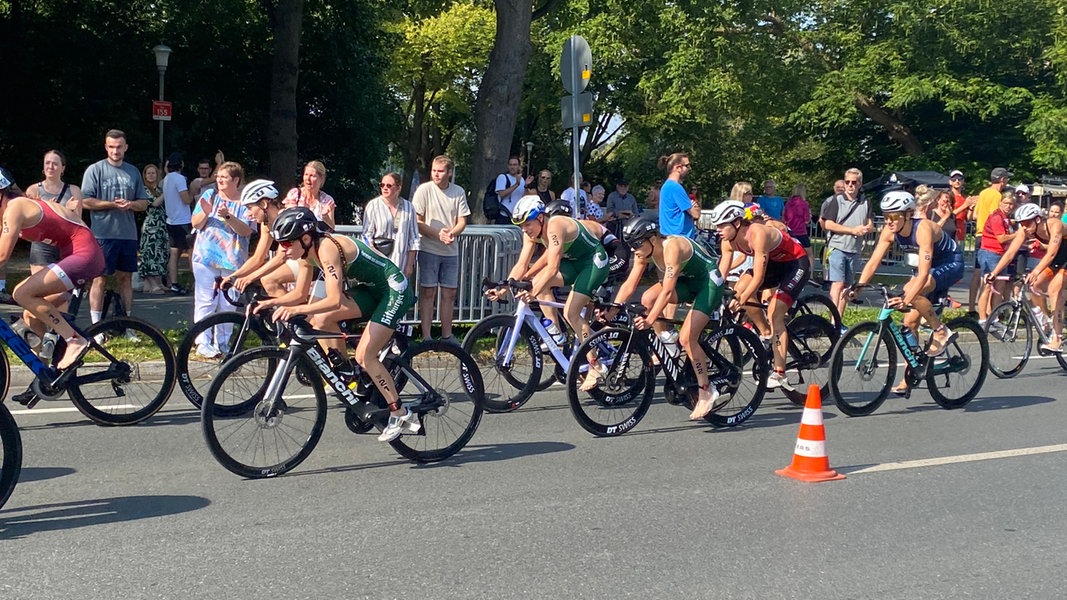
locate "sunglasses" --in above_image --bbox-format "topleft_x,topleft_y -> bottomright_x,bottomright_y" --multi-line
844,180 -> 859,186
884,212 -> 907,222
278,240 -> 296,249
950,176 -> 964,181
380,182 -> 396,189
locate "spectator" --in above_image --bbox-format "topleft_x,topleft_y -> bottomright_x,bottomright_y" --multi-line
24,150 -> 83,278
645,178 -> 663,211
969,167 -> 1012,314
657,153 -> 699,238
412,155 -> 469,344
189,150 -> 224,199
688,186 -> 702,208
783,183 -> 814,269
1049,202 -> 1063,222
819,167 -> 872,323
162,152 -> 193,295
914,185 -> 938,219
80,129 -> 150,324
932,190 -> 958,241
587,184 -> 606,221
493,156 -> 533,224
534,170 -> 555,204
362,172 -> 420,277
138,163 -> 169,294
976,192 -> 1016,325
189,161 -> 254,358
560,172 -> 588,218
756,179 -> 786,221
284,160 -> 335,230
947,170 -> 975,242
1015,183 -> 1033,204
605,178 -> 640,223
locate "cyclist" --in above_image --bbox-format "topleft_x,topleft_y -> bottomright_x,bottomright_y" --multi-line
849,191 -> 963,364
711,199 -> 809,390
491,197 -> 609,390
985,202 -> 1066,352
222,179 -> 287,292
254,208 -> 416,442
610,214 -> 728,419
0,167 -> 104,371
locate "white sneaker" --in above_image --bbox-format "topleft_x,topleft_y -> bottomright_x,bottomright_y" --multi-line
124,330 -> 142,343
768,371 -> 794,392
377,408 -> 421,442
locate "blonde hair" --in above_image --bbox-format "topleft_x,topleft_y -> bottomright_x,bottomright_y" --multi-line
729,181 -> 753,202
915,185 -> 938,211
305,160 -> 327,179
216,161 -> 245,187
791,183 -> 807,199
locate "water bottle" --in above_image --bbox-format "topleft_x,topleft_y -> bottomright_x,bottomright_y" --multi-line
540,317 -> 566,345
10,316 -> 41,348
39,332 -> 59,362
659,330 -> 680,358
326,348 -> 357,384
902,327 -> 920,351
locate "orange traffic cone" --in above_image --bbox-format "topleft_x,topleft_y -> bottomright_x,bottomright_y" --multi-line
776,384 -> 845,483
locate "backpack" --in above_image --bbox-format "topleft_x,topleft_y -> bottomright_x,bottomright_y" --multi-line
483,174 -> 511,224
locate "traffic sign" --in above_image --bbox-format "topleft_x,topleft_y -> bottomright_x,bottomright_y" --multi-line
152,100 -> 173,122
561,92 -> 594,129
560,36 -> 591,94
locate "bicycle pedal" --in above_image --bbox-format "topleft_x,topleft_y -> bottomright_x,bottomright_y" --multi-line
11,390 -> 41,409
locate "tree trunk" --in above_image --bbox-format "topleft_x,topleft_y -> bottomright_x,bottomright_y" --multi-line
266,0 -> 303,189
470,0 -> 534,221
854,94 -> 924,156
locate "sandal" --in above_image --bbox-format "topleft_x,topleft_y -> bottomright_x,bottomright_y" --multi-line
926,326 -> 957,357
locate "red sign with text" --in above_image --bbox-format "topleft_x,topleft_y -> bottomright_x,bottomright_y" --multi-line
152,101 -> 173,121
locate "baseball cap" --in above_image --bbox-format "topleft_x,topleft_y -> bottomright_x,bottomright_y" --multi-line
1016,183 -> 1030,194
617,177 -> 629,185
949,169 -> 964,178
991,167 -> 1013,181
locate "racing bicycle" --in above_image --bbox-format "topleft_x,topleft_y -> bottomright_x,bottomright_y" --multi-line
983,276 -> 1067,378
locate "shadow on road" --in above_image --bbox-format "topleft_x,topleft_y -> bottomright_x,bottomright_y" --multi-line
17,466 -> 76,484
16,408 -> 203,431
0,495 -> 211,539
964,395 -> 1055,412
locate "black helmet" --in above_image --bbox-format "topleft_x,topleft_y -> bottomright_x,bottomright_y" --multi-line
0,167 -> 14,192
544,200 -> 573,218
271,207 -> 320,242
621,214 -> 660,249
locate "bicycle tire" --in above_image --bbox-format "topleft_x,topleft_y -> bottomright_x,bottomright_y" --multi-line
69,316 -> 176,426
0,402 -> 22,510
702,323 -> 769,428
0,350 -> 10,407
794,291 -> 843,333
985,301 -> 1031,379
388,340 -> 484,463
829,321 -> 896,416
783,314 -> 839,406
565,327 -> 655,437
461,314 -> 541,413
201,347 -> 326,478
176,311 -> 274,408
928,318 -> 989,409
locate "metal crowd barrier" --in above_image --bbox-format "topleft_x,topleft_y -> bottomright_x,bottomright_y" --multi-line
335,224 -> 524,324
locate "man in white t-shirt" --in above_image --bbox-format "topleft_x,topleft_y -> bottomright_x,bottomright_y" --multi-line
412,155 -> 470,345
495,156 -> 534,218
560,172 -> 589,218
163,152 -> 193,294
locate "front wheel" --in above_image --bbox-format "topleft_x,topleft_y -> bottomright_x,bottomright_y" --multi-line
701,323 -> 769,428
388,341 -> 484,463
566,327 -> 655,437
783,314 -> 839,406
0,403 -> 22,510
829,322 -> 896,416
928,318 -> 988,409
176,311 -> 273,408
985,301 -> 1031,378
69,316 -> 177,426
201,347 -> 327,478
461,314 -> 542,413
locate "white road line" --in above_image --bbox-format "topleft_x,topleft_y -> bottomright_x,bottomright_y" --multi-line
849,444 -> 1067,474
9,405 -> 138,416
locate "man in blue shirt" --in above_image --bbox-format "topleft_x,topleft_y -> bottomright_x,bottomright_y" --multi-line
657,153 -> 700,238
756,179 -> 785,221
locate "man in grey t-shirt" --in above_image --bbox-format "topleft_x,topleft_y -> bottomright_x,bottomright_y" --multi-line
80,129 -> 150,321
819,167 -> 872,321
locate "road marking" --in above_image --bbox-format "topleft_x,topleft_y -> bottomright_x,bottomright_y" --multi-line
849,444 -> 1067,474
9,405 -> 138,416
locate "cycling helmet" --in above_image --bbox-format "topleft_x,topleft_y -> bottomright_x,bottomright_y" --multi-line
511,196 -> 545,225
708,200 -> 746,226
880,190 -> 915,213
271,207 -> 320,242
0,167 -> 14,192
621,214 -> 660,249
241,179 -> 279,205
743,202 -> 764,221
544,199 -> 573,218
1014,203 -> 1041,223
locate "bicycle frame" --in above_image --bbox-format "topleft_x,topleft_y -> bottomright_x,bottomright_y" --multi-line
0,319 -> 50,378
497,297 -> 569,372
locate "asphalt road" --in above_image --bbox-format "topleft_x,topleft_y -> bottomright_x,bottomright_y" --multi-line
3,353 -> 1067,599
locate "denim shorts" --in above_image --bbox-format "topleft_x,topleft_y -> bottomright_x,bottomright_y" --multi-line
976,249 -> 1006,277
417,252 -> 459,288
826,248 -> 857,283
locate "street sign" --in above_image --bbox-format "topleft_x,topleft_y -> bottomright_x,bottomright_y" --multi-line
561,92 -> 594,129
560,36 -> 591,94
152,100 -> 172,122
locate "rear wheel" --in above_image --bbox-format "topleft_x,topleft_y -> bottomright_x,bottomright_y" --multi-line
794,292 -> 843,333
176,311 -> 273,408
928,318 -> 989,409
566,327 -> 655,437
461,314 -> 541,412
829,322 -> 895,416
702,323 -> 769,428
984,301 -> 1031,378
783,314 -> 839,406
0,403 -> 22,510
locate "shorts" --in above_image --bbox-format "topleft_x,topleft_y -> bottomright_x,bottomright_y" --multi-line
350,277 -> 415,329
98,238 -> 138,275
792,234 -> 812,248
51,245 -> 106,290
417,252 -> 459,288
674,273 -> 725,316
757,258 -> 810,307
168,224 -> 192,251
826,248 -> 857,283
558,249 -> 610,298
973,235 -> 982,269
976,249 -> 1008,277
929,252 -> 964,301
29,241 -> 61,266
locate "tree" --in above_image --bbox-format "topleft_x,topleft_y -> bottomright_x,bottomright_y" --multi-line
262,0 -> 304,189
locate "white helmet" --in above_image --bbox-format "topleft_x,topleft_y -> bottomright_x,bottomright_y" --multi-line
1014,203 -> 1041,222
241,179 -> 280,205
880,190 -> 915,213
511,196 -> 545,225
709,200 -> 746,226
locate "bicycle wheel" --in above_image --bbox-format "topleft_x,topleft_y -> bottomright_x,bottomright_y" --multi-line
69,316 -> 177,426
388,341 -> 484,463
702,323 -> 769,428
783,314 -> 839,406
928,318 -> 989,409
0,403 -> 22,510
461,314 -> 542,413
829,322 -> 896,416
176,311 -> 274,408
566,327 -> 655,437
201,347 -> 326,478
0,351 -> 10,409
794,292 -> 843,333
984,301 -> 1031,378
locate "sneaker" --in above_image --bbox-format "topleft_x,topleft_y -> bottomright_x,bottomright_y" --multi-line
377,408 -> 421,442
169,284 -> 187,295
439,335 -> 461,348
987,321 -> 1006,335
768,371 -> 794,392
124,330 -> 142,343
93,333 -> 107,345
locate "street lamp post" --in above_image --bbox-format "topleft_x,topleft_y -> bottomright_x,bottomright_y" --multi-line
525,141 -> 534,177
153,45 -> 172,166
